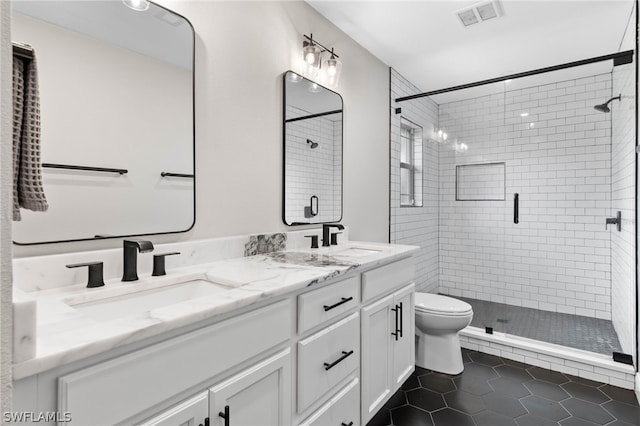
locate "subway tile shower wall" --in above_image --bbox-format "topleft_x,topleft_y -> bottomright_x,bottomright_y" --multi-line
438,74 -> 614,320
610,61 -> 635,356
285,105 -> 342,223
390,69 -> 440,293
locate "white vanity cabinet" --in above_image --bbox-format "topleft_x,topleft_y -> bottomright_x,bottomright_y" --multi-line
14,252 -> 416,426
209,349 -> 291,426
360,258 -> 415,425
139,350 -> 291,426
57,300 -> 292,426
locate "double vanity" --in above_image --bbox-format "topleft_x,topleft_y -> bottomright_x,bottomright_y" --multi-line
13,230 -> 418,425
11,2 -> 415,425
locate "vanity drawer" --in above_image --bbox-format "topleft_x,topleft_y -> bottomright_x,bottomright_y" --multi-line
362,257 -> 414,303
298,378 -> 360,426
59,300 -> 291,426
297,312 -> 360,412
298,276 -> 359,334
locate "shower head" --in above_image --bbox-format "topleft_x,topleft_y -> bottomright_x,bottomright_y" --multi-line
306,139 -> 319,149
594,95 -> 621,113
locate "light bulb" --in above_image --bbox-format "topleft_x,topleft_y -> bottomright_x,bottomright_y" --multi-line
327,60 -> 337,76
443,132 -> 448,141
305,52 -> 316,64
323,53 -> 342,87
308,83 -> 322,93
122,0 -> 149,11
303,43 -> 321,66
286,72 -> 302,83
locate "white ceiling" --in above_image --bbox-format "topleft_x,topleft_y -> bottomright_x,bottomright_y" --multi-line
307,0 -> 635,102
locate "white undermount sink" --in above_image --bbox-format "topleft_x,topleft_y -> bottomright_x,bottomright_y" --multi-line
66,279 -> 231,322
331,246 -> 383,258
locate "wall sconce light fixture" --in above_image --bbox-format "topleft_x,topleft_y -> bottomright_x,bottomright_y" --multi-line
302,34 -> 342,87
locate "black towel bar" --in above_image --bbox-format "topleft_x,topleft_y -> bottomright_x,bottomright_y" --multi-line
42,163 -> 128,175
160,172 -> 194,178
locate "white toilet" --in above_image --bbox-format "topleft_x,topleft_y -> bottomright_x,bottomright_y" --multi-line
414,293 -> 473,375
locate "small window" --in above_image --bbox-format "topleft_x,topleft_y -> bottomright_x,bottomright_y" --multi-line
400,118 -> 423,207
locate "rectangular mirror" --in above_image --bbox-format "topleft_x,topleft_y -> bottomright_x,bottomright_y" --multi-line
12,0 -> 195,244
283,71 -> 343,225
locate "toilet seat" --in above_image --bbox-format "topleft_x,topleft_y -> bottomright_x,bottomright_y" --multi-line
415,293 -> 472,316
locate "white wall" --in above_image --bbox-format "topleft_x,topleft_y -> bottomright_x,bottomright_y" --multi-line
13,1 -> 390,257
439,74 -> 614,319
390,69 -> 439,293
1,0 -> 13,412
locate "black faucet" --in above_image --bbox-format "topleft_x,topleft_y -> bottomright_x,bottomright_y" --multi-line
122,239 -> 154,281
322,223 -> 344,247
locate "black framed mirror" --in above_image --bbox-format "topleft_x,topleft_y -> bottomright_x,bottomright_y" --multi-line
283,71 -> 343,225
12,0 -> 195,244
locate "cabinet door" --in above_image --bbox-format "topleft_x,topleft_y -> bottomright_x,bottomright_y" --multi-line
209,349 -> 291,426
138,392 -> 208,426
392,283 -> 415,388
360,294 -> 394,424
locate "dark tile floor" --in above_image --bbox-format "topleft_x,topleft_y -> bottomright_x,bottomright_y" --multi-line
367,348 -> 640,426
459,296 -> 622,355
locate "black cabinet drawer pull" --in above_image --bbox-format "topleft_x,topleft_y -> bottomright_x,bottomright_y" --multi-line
391,304 -> 399,341
514,193 -> 519,224
218,406 -> 229,426
323,297 -> 353,311
341,422 -> 354,426
398,302 -> 403,338
324,350 -> 354,371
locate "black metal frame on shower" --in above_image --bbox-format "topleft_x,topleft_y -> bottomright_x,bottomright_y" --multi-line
392,46 -> 639,372
395,50 -> 634,102
634,0 -> 638,377
12,0 -> 197,245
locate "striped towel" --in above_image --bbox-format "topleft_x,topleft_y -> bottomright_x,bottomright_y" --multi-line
13,50 -> 48,221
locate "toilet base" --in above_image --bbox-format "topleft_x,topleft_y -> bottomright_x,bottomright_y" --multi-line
416,331 -> 464,375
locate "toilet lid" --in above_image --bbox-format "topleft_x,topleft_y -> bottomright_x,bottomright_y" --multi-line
415,293 -> 473,315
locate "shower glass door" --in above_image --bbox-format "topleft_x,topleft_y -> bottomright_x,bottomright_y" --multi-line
427,51 -> 634,360
493,60 -> 635,358
435,80 -> 509,335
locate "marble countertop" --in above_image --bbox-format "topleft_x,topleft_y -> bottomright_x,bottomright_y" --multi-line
14,241 -> 418,380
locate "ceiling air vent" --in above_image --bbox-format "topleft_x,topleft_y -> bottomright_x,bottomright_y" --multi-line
455,1 -> 504,27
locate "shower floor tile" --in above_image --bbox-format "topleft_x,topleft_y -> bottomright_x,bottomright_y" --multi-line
458,296 -> 622,356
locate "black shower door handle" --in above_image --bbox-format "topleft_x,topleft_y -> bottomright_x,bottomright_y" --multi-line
514,193 -> 519,224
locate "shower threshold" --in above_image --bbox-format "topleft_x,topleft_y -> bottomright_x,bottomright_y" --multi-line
458,326 -> 636,390
457,296 -> 623,356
